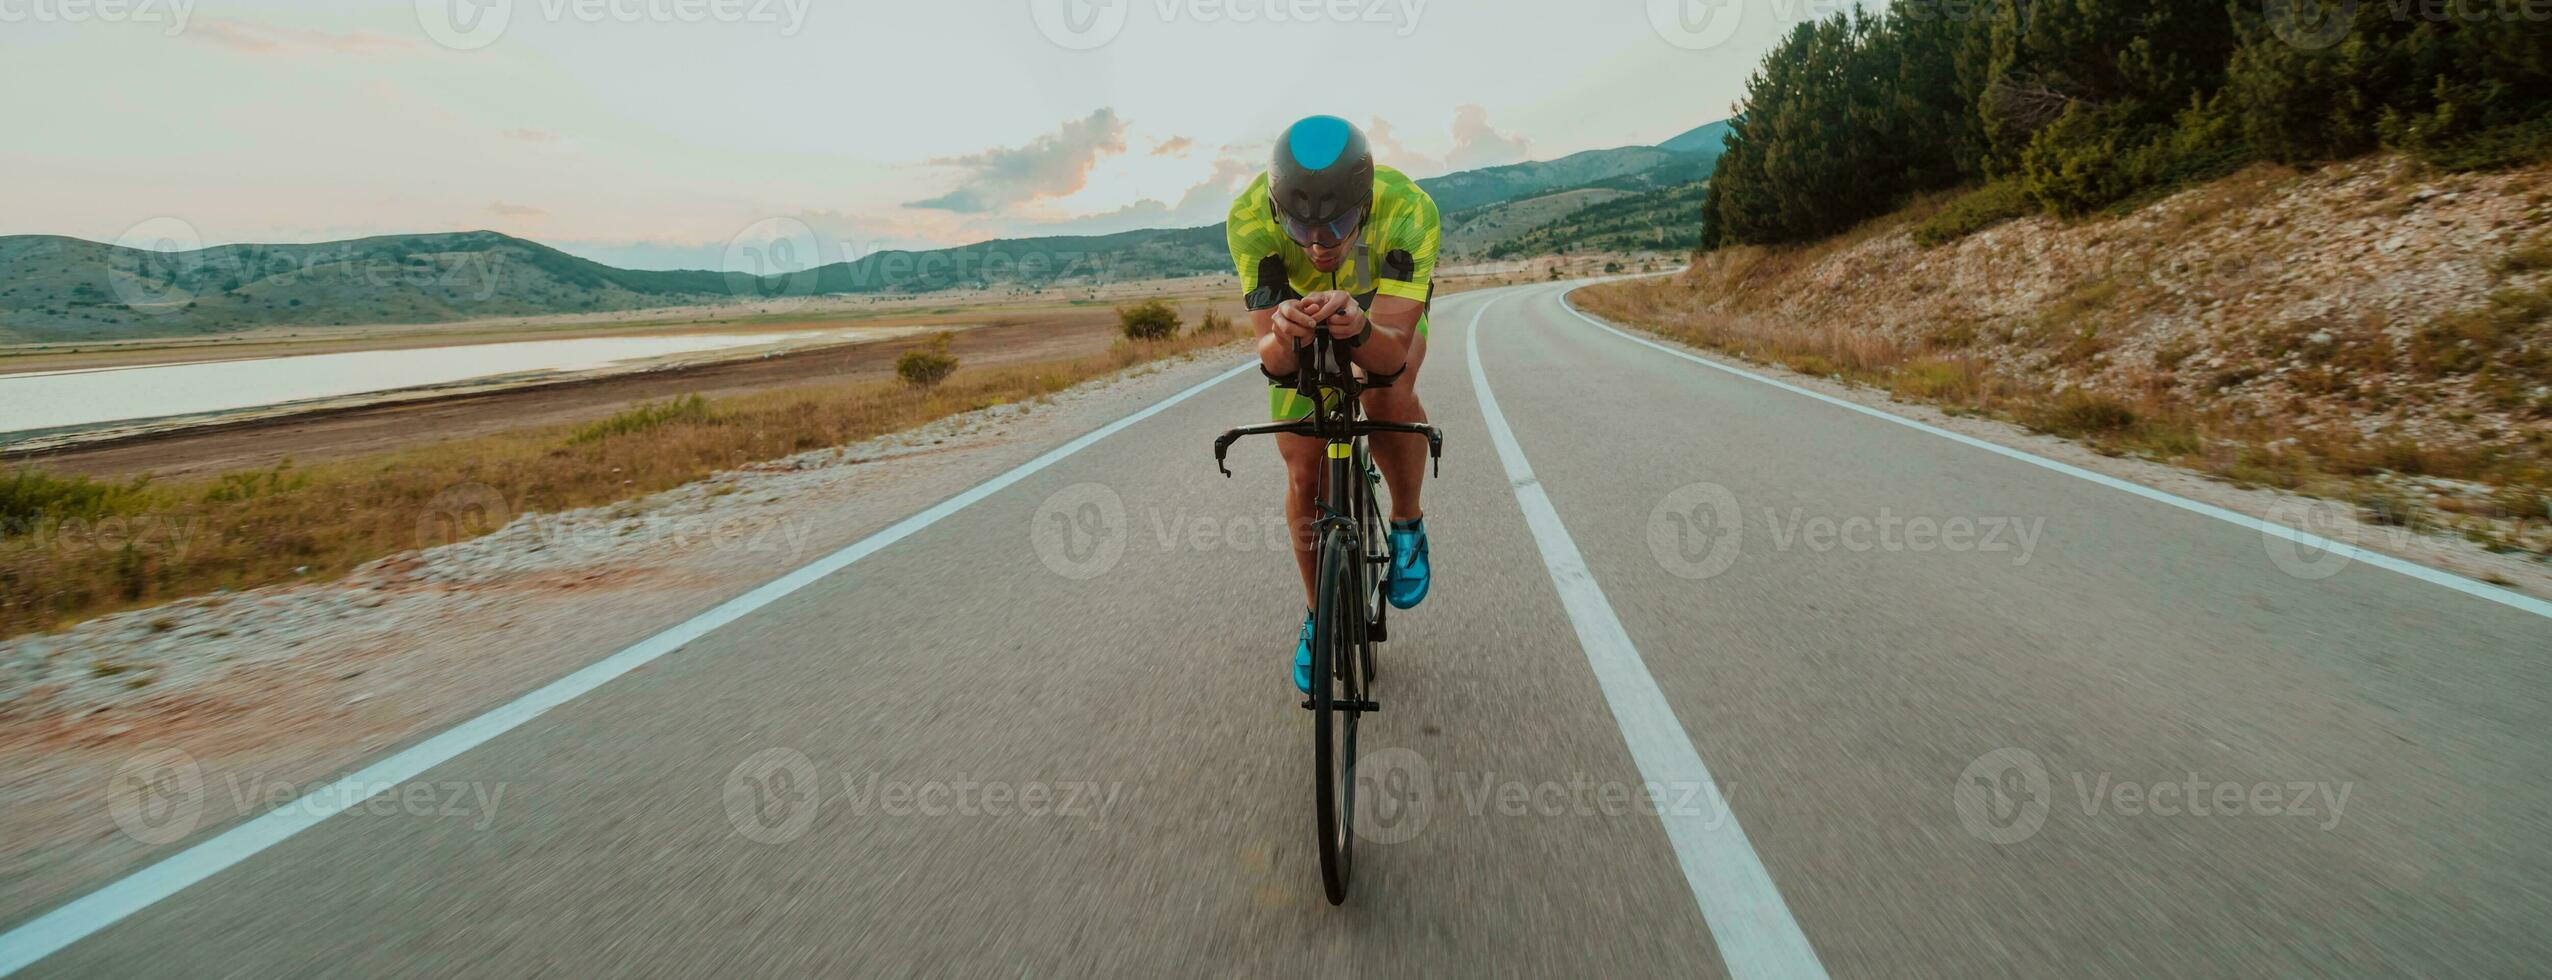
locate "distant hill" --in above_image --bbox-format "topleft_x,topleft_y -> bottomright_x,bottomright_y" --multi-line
0,126 -> 1734,342
1418,145 -> 1694,213
0,232 -> 730,342
797,224 -> 1228,295
1658,118 -> 1735,158
1441,188 -> 1638,258
1485,179 -> 1710,258
1438,120 -> 1729,258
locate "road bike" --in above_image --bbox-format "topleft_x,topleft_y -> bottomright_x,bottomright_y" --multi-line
1214,331 -> 1442,905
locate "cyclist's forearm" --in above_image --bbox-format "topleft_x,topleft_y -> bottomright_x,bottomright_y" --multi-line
1346,302 -> 1420,373
1253,311 -> 1300,374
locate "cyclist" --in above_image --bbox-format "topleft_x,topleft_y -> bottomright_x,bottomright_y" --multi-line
1226,115 -> 1438,694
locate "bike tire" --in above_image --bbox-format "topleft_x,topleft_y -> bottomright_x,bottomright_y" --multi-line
1310,524 -> 1363,905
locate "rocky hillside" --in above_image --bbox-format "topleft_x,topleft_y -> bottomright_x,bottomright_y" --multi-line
1579,154 -> 2552,556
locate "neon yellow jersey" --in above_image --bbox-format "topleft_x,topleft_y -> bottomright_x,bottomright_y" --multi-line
1227,164 -> 1440,308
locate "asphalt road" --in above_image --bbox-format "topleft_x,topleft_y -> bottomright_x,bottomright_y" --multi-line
13,280 -> 2551,977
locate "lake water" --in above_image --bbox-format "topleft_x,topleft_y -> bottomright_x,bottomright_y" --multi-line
1,331 -> 839,438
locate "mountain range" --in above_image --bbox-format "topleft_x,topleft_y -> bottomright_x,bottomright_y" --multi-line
0,120 -> 1732,343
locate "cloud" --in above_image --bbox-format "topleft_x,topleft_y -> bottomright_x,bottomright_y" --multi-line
905,109 -> 1130,214
1364,116 -> 1437,173
488,202 -> 546,218
186,18 -> 418,56
501,128 -> 558,144
1151,136 -> 1195,157
1036,146 -> 1263,235
1444,104 -> 1532,171
1361,106 -> 1532,176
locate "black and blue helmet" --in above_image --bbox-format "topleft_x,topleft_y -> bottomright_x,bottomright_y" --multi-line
1270,115 -> 1373,246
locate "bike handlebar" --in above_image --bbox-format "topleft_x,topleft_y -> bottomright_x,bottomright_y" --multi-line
1212,330 -> 1442,477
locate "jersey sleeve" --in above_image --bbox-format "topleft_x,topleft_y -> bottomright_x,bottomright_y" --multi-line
1226,177 -> 1285,307
1373,185 -> 1439,303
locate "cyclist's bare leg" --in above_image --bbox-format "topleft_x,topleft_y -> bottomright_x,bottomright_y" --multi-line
1358,327 -> 1429,523
1277,431 -> 1325,607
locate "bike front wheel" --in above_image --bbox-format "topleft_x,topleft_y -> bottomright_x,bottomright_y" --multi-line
1309,524 -> 1365,905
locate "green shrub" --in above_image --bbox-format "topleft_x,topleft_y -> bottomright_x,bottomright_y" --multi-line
2416,117 -> 2552,173
2494,233 -> 2552,277
1116,299 -> 1180,340
202,461 -> 309,503
0,469 -> 151,535
896,333 -> 960,388
568,394 -> 715,444
2032,393 -> 2139,437
1913,181 -> 2036,247
2408,285 -> 2552,380
1192,307 -> 1233,336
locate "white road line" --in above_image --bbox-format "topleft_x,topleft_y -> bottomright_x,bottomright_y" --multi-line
0,357 -> 1263,976
1464,292 -> 1830,980
1558,289 -> 2552,621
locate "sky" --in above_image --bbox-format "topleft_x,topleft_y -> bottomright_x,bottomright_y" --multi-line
1,0 -> 1859,269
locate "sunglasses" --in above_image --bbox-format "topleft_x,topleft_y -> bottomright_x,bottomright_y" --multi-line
1279,203 -> 1365,248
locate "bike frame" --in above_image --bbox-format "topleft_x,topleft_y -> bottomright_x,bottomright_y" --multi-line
1214,331 -> 1440,698
1213,328 -> 1442,905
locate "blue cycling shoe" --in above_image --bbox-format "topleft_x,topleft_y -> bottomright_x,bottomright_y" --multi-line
1386,516 -> 1430,609
1292,611 -> 1314,695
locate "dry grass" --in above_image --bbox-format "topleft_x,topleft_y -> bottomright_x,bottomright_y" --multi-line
0,330 -> 1242,640
1575,271 -> 2543,552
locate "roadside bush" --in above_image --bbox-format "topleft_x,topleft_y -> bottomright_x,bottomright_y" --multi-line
2417,117 -> 2552,173
2031,392 -> 2139,437
568,394 -> 715,444
1116,299 -> 1180,340
0,469 -> 151,535
896,332 -> 960,388
1192,307 -> 1233,336
1912,180 -> 2035,247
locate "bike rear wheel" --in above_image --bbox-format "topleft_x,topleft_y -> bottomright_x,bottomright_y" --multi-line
1310,524 -> 1364,905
